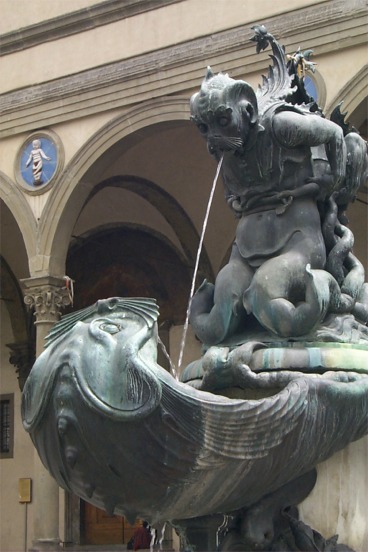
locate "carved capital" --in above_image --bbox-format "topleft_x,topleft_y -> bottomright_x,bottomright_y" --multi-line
21,276 -> 72,324
7,341 -> 35,391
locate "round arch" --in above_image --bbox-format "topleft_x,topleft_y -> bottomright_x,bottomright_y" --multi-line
66,223 -> 193,324
0,171 -> 37,267
326,65 -> 368,119
36,97 -> 191,277
0,256 -> 30,343
88,175 -> 213,282
0,255 -> 35,389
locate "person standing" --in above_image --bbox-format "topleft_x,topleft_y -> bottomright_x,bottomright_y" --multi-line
133,520 -> 152,551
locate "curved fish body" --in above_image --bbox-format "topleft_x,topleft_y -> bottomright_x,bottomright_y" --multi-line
22,298 -> 368,524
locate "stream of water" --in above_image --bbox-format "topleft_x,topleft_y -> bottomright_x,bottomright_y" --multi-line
177,155 -> 224,372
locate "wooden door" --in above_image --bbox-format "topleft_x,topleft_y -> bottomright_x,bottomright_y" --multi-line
82,501 -> 140,545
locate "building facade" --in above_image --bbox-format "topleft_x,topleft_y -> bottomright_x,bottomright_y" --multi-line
1,1 -> 367,550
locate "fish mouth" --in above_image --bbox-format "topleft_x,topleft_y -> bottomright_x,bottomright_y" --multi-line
208,136 -> 244,155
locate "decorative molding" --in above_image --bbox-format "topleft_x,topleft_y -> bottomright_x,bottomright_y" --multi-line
0,0 -> 366,138
21,276 -> 73,324
0,0 -> 185,56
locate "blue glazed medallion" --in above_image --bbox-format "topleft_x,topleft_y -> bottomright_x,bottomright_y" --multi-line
20,137 -> 58,187
15,131 -> 63,193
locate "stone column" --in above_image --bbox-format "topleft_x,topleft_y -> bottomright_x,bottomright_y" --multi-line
21,276 -> 72,551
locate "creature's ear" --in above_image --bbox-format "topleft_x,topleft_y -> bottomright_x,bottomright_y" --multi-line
226,81 -> 258,125
205,66 -> 214,80
190,92 -> 199,114
244,102 -> 257,126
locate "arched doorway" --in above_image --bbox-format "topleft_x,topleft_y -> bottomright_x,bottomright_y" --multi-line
64,223 -> 192,545
0,198 -> 34,390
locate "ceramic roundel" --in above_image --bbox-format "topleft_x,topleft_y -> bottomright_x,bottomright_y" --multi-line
15,131 -> 64,194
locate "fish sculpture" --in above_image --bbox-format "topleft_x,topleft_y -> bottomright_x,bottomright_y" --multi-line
22,297 -> 368,526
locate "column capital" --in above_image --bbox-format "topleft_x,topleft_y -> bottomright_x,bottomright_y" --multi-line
21,276 -> 72,325
7,341 -> 35,391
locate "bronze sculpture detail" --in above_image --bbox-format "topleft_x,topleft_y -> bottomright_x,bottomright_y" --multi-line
22,27 -> 368,551
189,26 -> 368,346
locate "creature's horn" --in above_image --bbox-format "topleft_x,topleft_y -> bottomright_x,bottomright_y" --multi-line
205,66 -> 214,80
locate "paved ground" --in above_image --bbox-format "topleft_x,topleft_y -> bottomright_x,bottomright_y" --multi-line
61,546 -> 127,551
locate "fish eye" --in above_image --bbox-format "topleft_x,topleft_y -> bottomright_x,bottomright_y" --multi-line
99,322 -> 122,334
197,123 -> 208,134
218,116 -> 230,127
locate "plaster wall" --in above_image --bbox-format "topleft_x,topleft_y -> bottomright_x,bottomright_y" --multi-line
299,436 -> 368,551
316,45 -> 367,114
0,0 -> 97,34
0,303 -> 35,552
348,198 -> 368,273
0,0 -> 324,94
0,0 -> 321,37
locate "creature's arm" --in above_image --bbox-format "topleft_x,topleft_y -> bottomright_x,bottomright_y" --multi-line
25,152 -> 33,167
273,111 -> 346,188
39,149 -> 51,161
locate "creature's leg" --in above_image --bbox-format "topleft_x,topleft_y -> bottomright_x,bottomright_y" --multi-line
189,243 -> 254,345
343,132 -> 368,201
244,252 -> 328,337
353,282 -> 368,324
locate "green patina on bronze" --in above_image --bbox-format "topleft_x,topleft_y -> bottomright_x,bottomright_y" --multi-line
251,344 -> 368,373
22,26 -> 368,552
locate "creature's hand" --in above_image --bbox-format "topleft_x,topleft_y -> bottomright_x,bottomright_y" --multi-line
227,195 -> 243,215
201,347 -> 231,391
304,177 -> 332,199
190,280 -> 215,317
200,342 -> 268,392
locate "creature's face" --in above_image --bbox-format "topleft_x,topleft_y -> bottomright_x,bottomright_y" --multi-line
193,100 -> 245,156
83,312 -> 147,356
59,313 -> 160,420
190,72 -> 258,158
22,298 -> 162,432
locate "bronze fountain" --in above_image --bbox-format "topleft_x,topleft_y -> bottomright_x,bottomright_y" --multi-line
22,27 -> 368,551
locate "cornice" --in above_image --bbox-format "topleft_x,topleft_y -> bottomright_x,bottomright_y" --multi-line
0,0 -> 184,56
0,0 -> 366,138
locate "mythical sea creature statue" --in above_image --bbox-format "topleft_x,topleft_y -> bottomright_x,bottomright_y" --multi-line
189,25 -> 368,347
22,27 -> 368,552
